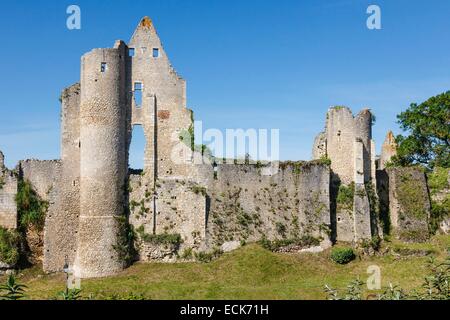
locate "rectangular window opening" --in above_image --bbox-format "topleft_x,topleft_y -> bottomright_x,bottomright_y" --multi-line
134,82 -> 143,108
100,62 -> 107,73
129,48 -> 135,57
153,48 -> 159,58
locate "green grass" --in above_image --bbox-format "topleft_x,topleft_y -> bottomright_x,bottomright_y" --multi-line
3,235 -> 449,300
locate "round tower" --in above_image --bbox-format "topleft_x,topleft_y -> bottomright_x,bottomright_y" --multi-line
74,43 -> 128,278
354,109 -> 373,183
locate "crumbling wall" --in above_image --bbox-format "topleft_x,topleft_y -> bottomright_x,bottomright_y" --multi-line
128,17 -> 192,184
313,107 -> 377,243
379,131 -> 397,170
44,83 -> 81,272
128,173 -> 207,260
0,153 -> 17,229
207,161 -> 331,249
18,160 -> 61,201
387,167 -> 431,242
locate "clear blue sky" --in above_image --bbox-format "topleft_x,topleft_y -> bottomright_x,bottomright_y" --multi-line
1,0 -> 449,168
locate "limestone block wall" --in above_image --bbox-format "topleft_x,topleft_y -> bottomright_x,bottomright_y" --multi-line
0,169 -> 18,230
207,161 -> 331,248
44,83 -> 81,272
387,167 -> 431,242
18,160 -> 61,201
128,17 -> 192,183
312,132 -> 326,160
128,173 -> 207,257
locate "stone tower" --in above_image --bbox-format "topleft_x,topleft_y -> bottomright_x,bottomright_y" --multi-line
379,131 -> 397,170
73,41 -> 129,278
313,106 -> 376,242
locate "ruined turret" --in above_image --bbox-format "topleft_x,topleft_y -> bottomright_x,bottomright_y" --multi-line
312,106 -> 377,242
73,41 -> 129,278
379,131 -> 397,170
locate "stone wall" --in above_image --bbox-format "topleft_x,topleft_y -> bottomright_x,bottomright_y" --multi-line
128,17 -> 192,184
44,83 -> 81,272
207,161 -> 331,249
128,173 -> 208,259
0,159 -> 17,229
379,131 -> 397,170
386,167 -> 431,242
18,160 -> 61,201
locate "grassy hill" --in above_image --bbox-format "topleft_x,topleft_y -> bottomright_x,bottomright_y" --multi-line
3,235 -> 449,300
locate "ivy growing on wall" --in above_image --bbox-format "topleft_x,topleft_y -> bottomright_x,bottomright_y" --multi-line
336,183 -> 355,211
113,216 -> 137,266
15,180 -> 48,231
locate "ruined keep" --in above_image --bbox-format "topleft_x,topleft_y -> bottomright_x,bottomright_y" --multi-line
0,18 -> 436,278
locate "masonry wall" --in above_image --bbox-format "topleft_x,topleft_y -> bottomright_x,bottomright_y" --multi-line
206,161 -> 331,248
386,167 -> 431,242
128,17 -> 193,184
19,160 -> 61,201
128,173 -> 207,260
0,168 -> 17,230
44,83 -> 81,272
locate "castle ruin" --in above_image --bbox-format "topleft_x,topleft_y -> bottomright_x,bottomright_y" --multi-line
0,18 -> 435,278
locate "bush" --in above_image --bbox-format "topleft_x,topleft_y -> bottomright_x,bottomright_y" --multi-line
336,183 -> 355,210
15,180 -> 48,231
136,226 -> 182,246
0,227 -> 21,266
259,236 -> 320,252
112,216 -> 137,266
331,247 -> 355,264
194,247 -> 223,263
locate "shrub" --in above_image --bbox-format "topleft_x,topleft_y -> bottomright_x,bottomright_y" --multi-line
112,216 -> 137,266
190,185 -> 207,196
319,156 -> 332,166
136,227 -> 182,246
15,180 -> 48,231
181,247 -> 193,259
336,183 -> 355,210
430,197 -> 450,234
0,227 -> 21,266
194,247 -> 223,263
259,236 -> 320,252
275,222 -> 287,237
330,247 -> 355,264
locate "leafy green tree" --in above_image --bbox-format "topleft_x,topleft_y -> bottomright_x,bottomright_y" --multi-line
392,91 -> 450,169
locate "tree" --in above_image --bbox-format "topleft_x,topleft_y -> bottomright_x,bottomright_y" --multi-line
392,91 -> 450,169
